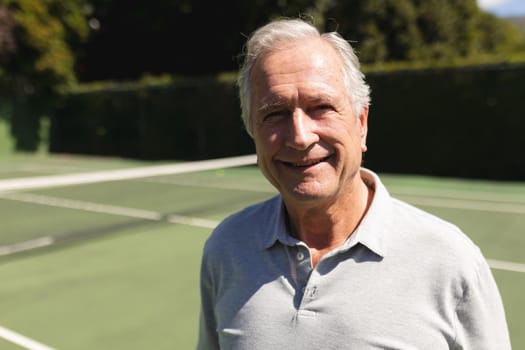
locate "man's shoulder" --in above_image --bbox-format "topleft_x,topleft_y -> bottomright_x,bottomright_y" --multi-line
389,196 -> 484,264
218,194 -> 280,229
204,195 -> 281,249
390,197 -> 461,234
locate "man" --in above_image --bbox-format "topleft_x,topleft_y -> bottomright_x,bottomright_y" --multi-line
197,18 -> 510,349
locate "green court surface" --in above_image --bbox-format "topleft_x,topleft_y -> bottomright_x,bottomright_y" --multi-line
0,153 -> 523,349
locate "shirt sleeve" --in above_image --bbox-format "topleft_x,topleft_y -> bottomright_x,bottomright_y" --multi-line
454,255 -> 511,349
196,245 -> 220,350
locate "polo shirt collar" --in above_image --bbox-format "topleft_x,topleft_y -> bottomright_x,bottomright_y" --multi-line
343,168 -> 391,257
259,168 -> 392,257
260,196 -> 300,250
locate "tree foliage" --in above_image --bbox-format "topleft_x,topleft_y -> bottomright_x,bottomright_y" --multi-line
1,0 -> 524,84
324,0 -> 525,64
72,0 -> 525,81
0,0 -> 90,150
0,0 -> 90,96
0,0 -> 523,152
75,0 -> 323,81
476,11 -> 525,55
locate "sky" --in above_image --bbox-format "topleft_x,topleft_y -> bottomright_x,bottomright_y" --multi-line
477,0 -> 525,17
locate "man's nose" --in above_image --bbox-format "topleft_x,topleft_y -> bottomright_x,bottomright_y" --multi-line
285,109 -> 319,150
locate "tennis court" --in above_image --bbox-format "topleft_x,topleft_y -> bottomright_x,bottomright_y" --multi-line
0,153 -> 524,349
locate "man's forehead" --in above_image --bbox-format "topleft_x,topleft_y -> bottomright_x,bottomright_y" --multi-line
255,91 -> 340,114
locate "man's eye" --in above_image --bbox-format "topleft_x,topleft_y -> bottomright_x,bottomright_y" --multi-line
264,110 -> 288,120
308,104 -> 333,116
314,104 -> 332,111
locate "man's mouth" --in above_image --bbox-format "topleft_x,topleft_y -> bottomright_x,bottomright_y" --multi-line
284,156 -> 331,168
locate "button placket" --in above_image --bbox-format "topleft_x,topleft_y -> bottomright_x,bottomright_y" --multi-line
294,246 -> 312,296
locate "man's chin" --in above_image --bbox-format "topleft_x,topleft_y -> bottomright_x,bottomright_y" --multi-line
284,185 -> 332,203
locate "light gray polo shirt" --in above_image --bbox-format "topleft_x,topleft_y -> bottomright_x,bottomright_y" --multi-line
197,168 -> 510,350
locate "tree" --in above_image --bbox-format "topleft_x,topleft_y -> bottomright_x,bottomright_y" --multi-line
0,0 -> 90,150
476,12 -> 525,56
75,0 -> 322,81
2,0 -> 523,154
323,0 -> 525,64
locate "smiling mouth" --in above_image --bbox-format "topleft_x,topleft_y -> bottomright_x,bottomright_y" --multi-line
284,156 -> 331,168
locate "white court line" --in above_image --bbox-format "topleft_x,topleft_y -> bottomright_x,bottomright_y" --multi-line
390,186 -> 525,204
397,195 -> 525,214
0,154 -> 257,193
0,192 -> 164,220
0,325 -> 55,350
0,192 -> 219,226
0,192 -> 219,256
487,259 -> 525,273
0,237 -> 54,256
166,214 -> 218,229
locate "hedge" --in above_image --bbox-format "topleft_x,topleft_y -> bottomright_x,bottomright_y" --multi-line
364,63 -> 525,180
50,76 -> 255,160
49,63 -> 525,181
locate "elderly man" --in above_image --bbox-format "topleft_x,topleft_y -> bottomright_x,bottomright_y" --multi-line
197,18 -> 510,349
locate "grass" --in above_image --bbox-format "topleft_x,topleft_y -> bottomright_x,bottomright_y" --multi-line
493,270 -> 525,348
0,222 -> 207,350
0,153 -> 524,349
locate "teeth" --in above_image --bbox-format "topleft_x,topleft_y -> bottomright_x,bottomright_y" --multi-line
292,158 -> 323,167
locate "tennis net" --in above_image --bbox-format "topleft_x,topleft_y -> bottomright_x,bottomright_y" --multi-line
0,154 -> 272,256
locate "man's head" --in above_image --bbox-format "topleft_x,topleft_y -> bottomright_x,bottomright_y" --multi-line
237,18 -> 371,137
239,18 -> 372,206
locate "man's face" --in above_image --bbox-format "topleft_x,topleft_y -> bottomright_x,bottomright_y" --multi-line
250,38 -> 368,207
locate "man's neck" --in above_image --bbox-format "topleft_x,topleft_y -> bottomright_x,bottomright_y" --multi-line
284,179 -> 374,267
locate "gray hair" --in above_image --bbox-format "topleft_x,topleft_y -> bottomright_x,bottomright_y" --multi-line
237,18 -> 371,137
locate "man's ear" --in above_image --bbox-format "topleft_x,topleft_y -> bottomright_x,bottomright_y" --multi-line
358,106 -> 369,153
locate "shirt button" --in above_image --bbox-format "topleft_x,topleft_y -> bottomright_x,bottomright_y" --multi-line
296,251 -> 305,261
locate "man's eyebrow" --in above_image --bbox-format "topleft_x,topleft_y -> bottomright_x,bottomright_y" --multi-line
303,95 -> 335,104
256,94 -> 335,113
257,98 -> 288,113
